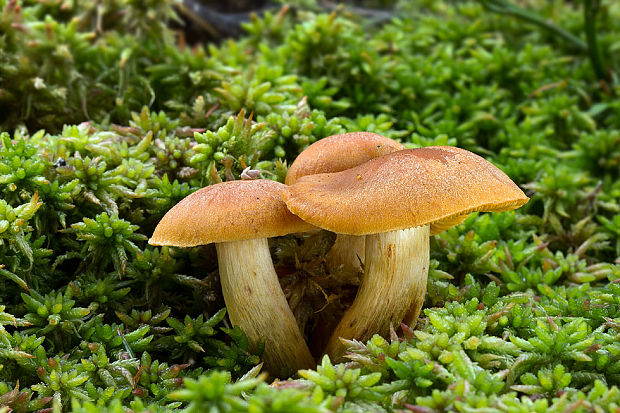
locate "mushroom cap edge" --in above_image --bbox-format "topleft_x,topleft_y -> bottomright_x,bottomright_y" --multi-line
282,146 -> 529,236
150,179 -> 317,247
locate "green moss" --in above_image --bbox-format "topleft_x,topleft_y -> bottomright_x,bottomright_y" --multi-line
0,0 -> 619,411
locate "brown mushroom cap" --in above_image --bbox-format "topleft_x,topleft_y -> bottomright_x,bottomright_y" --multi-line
283,146 -> 529,236
285,132 -> 405,185
149,180 -> 316,247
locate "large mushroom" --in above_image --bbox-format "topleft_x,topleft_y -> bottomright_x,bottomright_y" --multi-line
149,179 -> 316,375
283,146 -> 529,361
286,132 -> 404,274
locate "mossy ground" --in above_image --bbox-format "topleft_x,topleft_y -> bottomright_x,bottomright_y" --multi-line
0,0 -> 619,411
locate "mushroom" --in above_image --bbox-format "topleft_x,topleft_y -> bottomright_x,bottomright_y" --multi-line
286,132 -> 404,274
283,146 -> 529,360
149,179 -> 316,375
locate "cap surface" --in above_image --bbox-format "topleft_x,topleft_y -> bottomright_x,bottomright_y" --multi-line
150,180 -> 316,247
283,146 -> 529,235
285,132 -> 404,185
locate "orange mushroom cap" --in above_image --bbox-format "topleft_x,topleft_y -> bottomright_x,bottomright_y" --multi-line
149,180 -> 316,247
283,146 -> 529,236
285,132 -> 405,185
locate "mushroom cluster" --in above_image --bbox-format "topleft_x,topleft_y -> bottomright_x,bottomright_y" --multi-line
149,132 -> 529,375
283,145 -> 529,360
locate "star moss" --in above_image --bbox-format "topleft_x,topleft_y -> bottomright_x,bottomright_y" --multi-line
0,0 -> 619,411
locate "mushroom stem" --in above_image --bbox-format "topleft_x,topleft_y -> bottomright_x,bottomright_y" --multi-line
325,234 -> 365,275
323,225 -> 430,361
216,238 -> 315,376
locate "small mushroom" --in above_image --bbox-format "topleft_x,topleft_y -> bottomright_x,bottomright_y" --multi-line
149,179 -> 316,375
286,132 -> 404,274
283,146 -> 529,361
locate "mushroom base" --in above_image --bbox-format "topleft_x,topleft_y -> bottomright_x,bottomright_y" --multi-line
322,225 -> 430,361
271,231 -> 360,357
216,238 -> 315,376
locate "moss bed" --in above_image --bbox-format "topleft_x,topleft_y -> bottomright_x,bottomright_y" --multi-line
0,0 -> 619,411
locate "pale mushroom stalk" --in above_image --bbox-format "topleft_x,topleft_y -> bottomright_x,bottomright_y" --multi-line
398,213 -> 469,325
324,214 -> 469,356
325,234 -> 366,274
323,226 -> 429,360
216,238 -> 315,374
